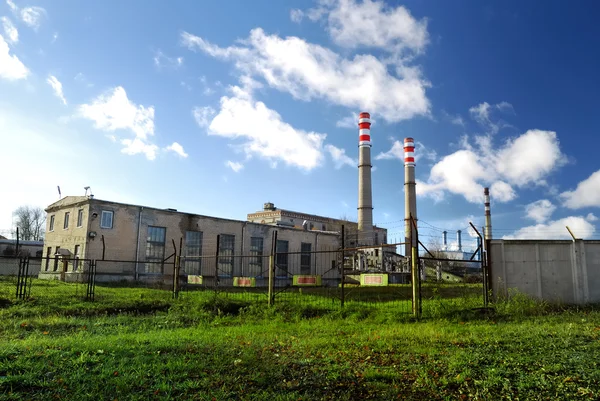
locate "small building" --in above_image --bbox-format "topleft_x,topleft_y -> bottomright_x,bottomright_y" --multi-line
247,202 -> 388,247
0,239 -> 44,257
40,196 -> 341,285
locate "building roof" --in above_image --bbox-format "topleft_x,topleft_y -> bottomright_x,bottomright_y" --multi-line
45,196 -> 341,237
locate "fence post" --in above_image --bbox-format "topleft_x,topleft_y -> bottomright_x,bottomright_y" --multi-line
268,231 -> 277,307
215,235 -> 221,288
341,225 -> 345,308
410,215 -> 421,319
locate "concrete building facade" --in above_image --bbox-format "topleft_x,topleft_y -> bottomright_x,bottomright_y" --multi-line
41,196 -> 341,284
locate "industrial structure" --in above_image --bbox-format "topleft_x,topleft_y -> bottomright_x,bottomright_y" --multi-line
357,112 -> 374,245
39,196 -> 341,284
246,202 -> 388,248
404,137 -> 417,256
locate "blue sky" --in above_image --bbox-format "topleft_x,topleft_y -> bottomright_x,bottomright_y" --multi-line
1,0 -> 599,249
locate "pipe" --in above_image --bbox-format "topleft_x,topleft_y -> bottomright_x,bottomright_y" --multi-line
357,112 -> 373,245
134,206 -> 144,280
404,137 -> 417,256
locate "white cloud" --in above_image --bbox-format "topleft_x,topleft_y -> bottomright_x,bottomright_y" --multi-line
79,86 -> 154,139
416,150 -> 487,203
203,88 -> 327,170
319,0 -> 429,54
165,142 -> 188,158
525,199 -> 556,224
6,0 -> 17,12
181,27 -> 430,123
375,140 -> 403,161
19,6 -> 45,29
495,130 -> 564,186
325,144 -> 356,169
1,16 -> 18,43
192,106 -> 216,128
120,138 -> 158,160
504,216 -> 596,240
6,1 -> 46,30
418,128 -> 564,204
46,75 -> 67,105
469,101 -> 513,134
587,213 -> 598,222
451,116 -> 464,126
225,160 -> 243,172
490,181 -> 516,202
560,170 -> 600,209
290,9 -> 304,23
0,34 -> 28,80
375,140 -> 436,163
335,113 -> 357,129
154,50 -> 184,69
79,86 -> 158,160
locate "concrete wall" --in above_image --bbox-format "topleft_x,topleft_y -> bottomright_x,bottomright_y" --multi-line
490,239 -> 600,304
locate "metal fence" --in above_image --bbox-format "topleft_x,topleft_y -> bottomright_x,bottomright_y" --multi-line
0,228 -> 488,317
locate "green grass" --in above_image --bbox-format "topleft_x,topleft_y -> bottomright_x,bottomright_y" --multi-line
1,279 -> 600,400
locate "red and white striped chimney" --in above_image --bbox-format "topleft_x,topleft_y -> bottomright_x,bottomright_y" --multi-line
484,187 -> 492,240
357,112 -> 374,245
404,137 -> 417,256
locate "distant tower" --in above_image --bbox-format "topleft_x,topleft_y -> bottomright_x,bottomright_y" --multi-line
457,230 -> 463,252
442,231 -> 448,251
484,187 -> 492,240
357,112 -> 374,245
404,138 -> 417,256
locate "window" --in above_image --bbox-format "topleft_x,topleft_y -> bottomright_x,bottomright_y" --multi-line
45,246 -> 51,271
184,231 -> 202,275
276,240 -> 289,277
77,209 -> 84,227
100,210 -> 113,229
74,245 -> 80,271
53,246 -> 60,271
301,242 -> 312,274
145,226 -> 166,273
218,234 -> 235,277
63,212 -> 70,229
249,237 -> 264,277
49,215 -> 55,232
322,224 -> 326,231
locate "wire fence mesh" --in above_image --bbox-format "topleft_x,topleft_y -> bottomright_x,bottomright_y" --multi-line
0,244 -> 486,318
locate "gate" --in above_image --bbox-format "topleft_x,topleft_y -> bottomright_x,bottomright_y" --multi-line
413,220 -> 490,317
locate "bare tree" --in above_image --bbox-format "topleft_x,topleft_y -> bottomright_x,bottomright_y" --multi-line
13,206 -> 46,241
338,213 -> 357,223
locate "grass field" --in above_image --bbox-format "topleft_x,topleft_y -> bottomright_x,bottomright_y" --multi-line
1,279 -> 600,400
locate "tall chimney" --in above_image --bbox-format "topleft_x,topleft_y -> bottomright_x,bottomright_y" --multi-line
442,231 -> 448,251
404,137 -> 417,256
457,230 -> 462,252
484,187 -> 492,240
357,112 -> 373,245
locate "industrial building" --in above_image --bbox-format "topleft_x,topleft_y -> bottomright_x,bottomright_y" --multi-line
38,195 -> 342,284
38,112 -> 417,285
